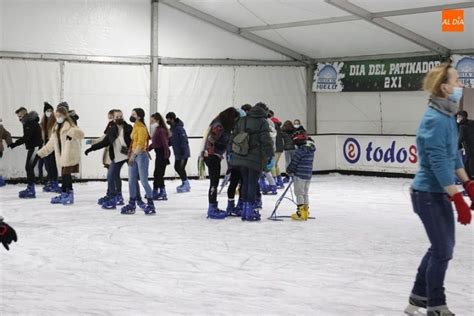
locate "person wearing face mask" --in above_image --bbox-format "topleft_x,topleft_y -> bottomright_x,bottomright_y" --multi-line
405,63 -> 471,316
37,107 -> 84,205
0,121 -> 13,186
121,108 -> 155,215
89,109 -> 117,204
165,112 -> 191,193
84,110 -> 132,209
40,102 -> 60,193
8,107 -> 43,198
148,113 -> 171,201
455,110 -> 474,179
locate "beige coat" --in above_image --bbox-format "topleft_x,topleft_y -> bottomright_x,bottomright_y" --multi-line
38,121 -> 84,169
0,124 -> 13,153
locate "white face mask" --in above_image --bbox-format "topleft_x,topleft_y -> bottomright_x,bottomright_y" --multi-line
56,116 -> 64,124
151,122 -> 158,129
294,124 -> 300,128
45,111 -> 53,118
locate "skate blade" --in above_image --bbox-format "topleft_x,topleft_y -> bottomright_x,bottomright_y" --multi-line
404,304 -> 426,315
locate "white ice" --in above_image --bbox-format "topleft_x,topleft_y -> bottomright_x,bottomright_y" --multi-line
0,174 -> 473,315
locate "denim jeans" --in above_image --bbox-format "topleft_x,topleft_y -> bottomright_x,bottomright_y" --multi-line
410,189 -> 455,307
108,160 -> 126,196
240,167 -> 260,204
128,152 -> 153,200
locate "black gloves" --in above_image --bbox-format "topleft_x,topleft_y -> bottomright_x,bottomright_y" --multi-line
0,220 -> 17,251
7,143 -> 16,149
0,151 -> 2,158
84,148 -> 93,156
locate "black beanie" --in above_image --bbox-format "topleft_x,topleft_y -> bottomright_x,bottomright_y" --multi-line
43,102 -> 54,113
133,108 -> 145,120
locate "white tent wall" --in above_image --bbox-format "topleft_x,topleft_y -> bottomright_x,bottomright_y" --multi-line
316,91 -> 430,135
0,59 -> 61,136
0,0 -> 151,56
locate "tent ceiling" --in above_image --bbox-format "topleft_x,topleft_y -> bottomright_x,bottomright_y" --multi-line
179,0 -> 474,60
253,20 -> 428,59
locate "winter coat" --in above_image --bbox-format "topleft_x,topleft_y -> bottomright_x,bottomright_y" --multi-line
90,122 -> 132,162
458,119 -> 474,156
287,142 -> 316,180
38,121 -> 84,169
169,118 -> 190,160
204,120 -> 230,159
149,126 -> 171,159
231,106 -> 274,172
282,128 -> 296,151
412,106 -> 463,193
0,124 -> 13,153
11,111 -> 42,150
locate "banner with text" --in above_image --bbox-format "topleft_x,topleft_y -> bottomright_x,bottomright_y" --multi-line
452,55 -> 474,88
336,135 -> 419,174
313,56 -> 442,92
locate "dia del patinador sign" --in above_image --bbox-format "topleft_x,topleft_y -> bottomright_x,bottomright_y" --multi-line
312,56 -> 444,92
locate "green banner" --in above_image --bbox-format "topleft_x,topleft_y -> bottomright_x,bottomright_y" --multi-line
313,56 -> 442,92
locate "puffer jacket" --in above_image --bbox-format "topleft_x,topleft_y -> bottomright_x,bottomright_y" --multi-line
231,106 -> 274,171
169,118 -> 190,160
287,142 -> 316,180
11,111 -> 42,150
38,121 -> 84,169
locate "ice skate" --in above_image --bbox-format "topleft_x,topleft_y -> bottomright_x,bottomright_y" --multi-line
19,185 -> 36,199
207,203 -> 227,219
404,294 -> 427,315
291,205 -> 309,221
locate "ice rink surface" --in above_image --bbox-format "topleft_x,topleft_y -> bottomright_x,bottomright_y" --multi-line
0,174 -> 472,315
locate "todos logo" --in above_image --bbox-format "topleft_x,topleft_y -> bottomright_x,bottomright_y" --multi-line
343,138 -> 417,165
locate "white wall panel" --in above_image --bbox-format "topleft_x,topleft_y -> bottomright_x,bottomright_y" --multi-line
0,59 -> 61,136
317,92 -> 382,134
234,66 -> 307,126
1,0 -> 150,56
63,63 -> 150,137
380,91 -> 430,135
157,66 -> 235,137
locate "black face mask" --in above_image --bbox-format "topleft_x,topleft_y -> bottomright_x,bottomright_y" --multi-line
166,120 -> 172,126
115,119 -> 124,125
130,116 -> 136,123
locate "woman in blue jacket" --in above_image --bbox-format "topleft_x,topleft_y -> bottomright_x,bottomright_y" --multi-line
406,63 -> 471,316
166,112 -> 191,193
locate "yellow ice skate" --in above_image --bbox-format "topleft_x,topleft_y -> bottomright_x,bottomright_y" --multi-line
291,205 -> 309,221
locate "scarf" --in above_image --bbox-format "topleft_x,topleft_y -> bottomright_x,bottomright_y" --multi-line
429,95 -> 459,116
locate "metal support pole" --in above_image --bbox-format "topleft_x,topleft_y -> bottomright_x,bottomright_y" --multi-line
150,0 -> 159,115
306,65 -> 317,134
59,61 -> 66,102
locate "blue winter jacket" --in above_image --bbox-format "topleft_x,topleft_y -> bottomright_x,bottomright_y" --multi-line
287,142 -> 316,180
412,106 -> 463,193
169,118 -> 190,160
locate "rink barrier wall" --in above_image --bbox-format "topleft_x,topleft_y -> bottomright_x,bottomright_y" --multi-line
1,134 -> 421,181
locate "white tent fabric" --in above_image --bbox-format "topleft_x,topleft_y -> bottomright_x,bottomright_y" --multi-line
0,59 -> 61,136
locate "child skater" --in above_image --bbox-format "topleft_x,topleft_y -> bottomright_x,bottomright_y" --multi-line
286,130 -> 315,221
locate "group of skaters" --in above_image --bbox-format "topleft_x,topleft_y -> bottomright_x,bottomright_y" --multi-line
0,101 -> 315,221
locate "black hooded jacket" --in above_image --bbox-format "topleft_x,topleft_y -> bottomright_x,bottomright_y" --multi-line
459,119 -> 474,156
89,122 -> 132,161
11,111 -> 43,150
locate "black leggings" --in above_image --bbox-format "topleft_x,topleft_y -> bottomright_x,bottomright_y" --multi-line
44,153 -> 58,182
205,155 -> 221,204
26,148 -> 40,185
61,174 -> 73,193
154,150 -> 169,189
174,159 -> 188,181
228,168 -> 241,200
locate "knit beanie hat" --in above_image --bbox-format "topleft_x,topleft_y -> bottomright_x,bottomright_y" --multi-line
44,102 -> 54,113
